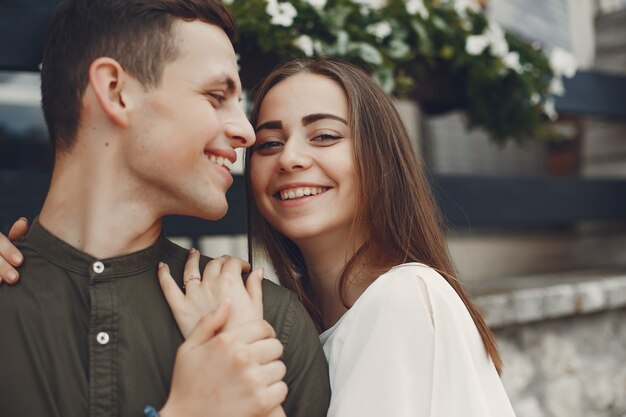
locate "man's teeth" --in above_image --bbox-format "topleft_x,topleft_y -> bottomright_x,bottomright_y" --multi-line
279,187 -> 327,201
208,154 -> 232,171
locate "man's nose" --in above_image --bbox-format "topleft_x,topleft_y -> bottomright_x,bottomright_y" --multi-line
225,107 -> 255,149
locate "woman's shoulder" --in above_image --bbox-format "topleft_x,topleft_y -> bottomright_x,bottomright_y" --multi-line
351,263 -> 436,317
368,262 -> 448,300
360,262 -> 468,323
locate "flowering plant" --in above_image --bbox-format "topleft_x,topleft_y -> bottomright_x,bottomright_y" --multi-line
228,0 -> 578,143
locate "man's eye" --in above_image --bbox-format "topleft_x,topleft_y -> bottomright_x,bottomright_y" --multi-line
206,93 -> 226,106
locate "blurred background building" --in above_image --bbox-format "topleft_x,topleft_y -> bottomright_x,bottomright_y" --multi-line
1,1 -> 625,416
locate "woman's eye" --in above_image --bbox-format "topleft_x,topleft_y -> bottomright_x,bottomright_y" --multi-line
312,133 -> 341,143
254,140 -> 283,153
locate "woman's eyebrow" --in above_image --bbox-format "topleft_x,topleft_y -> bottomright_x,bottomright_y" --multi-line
255,120 -> 282,132
302,113 -> 348,126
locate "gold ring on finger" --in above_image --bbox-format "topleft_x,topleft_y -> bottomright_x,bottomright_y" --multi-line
183,275 -> 202,289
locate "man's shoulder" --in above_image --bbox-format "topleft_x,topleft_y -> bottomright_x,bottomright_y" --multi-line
11,237 -> 58,279
161,239 -> 196,264
261,277 -> 295,303
14,235 -> 39,254
161,238 -> 218,272
161,238 -> 298,313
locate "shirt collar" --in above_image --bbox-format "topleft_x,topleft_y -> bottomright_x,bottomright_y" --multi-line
26,217 -> 169,278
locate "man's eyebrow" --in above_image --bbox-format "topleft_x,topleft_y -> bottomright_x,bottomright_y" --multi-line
302,113 -> 348,126
255,120 -> 282,132
210,75 -> 237,94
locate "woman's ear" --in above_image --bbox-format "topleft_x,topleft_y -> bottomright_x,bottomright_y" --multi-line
88,57 -> 130,128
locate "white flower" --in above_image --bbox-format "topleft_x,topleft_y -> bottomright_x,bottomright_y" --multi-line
313,39 -> 324,54
465,35 -> 489,55
466,21 -> 509,58
549,77 -> 565,96
530,93 -> 540,105
352,0 -> 387,11
549,47 -> 577,79
406,0 -> 429,19
453,0 -> 481,16
294,35 -> 315,56
222,0 -> 234,4
503,51 -> 522,73
486,21 -> 509,57
543,97 -> 558,121
366,21 -> 392,39
302,0 -> 327,10
266,0 -> 297,27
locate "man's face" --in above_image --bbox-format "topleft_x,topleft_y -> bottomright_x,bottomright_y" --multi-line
124,20 -> 254,220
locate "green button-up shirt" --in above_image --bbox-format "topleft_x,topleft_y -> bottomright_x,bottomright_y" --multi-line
0,219 -> 330,417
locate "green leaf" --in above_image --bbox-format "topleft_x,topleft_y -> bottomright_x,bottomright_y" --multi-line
372,66 -> 395,93
388,38 -> 411,59
336,30 -> 350,55
352,42 -> 384,65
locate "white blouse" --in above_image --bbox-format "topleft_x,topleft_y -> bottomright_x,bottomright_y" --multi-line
319,263 -> 516,417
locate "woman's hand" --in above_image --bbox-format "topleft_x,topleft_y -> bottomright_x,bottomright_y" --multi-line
158,249 -> 265,338
0,218 -> 29,284
162,301 -> 288,417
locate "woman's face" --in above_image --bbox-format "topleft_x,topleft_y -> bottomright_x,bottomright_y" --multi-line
250,73 -> 358,243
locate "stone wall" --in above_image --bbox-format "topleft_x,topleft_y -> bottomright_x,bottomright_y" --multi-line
497,309 -> 626,417
474,271 -> 626,417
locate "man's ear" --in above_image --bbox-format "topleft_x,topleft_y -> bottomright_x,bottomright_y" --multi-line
88,57 -> 132,128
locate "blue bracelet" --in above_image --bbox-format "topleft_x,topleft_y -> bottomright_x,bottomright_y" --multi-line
144,405 -> 159,417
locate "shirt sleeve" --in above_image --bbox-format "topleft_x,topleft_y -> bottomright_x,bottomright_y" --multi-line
326,265 -> 516,417
280,291 -> 331,417
326,268 -> 435,417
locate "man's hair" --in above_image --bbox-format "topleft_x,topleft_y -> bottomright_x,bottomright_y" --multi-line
41,0 -> 236,153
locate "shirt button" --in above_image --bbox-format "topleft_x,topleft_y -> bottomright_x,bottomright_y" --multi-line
96,332 -> 110,345
93,261 -> 105,274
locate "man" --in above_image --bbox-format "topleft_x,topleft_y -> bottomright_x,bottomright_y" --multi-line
0,1 -> 330,416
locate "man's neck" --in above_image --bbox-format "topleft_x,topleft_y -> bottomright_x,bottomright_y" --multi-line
39,152 -> 164,259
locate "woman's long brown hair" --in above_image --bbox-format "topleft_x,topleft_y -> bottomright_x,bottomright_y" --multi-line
244,58 -> 502,372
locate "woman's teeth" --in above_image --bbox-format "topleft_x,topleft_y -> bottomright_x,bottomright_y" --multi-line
208,154 -> 232,171
279,187 -> 327,201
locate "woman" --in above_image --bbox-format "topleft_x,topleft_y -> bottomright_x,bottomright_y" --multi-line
241,58 -> 515,416
0,58 -> 516,416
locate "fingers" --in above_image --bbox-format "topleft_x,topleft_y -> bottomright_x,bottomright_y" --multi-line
185,300 -> 231,347
257,360 -> 287,389
266,405 -> 287,417
202,255 -> 248,281
222,256 -> 251,277
229,319 -> 276,344
240,259 -> 252,274
183,248 -> 202,290
202,256 -> 249,294
0,227 -> 25,284
202,255 -> 228,283
0,227 -> 24,267
246,267 -> 264,318
265,382 -> 288,413
247,337 -> 284,365
0,256 -> 20,284
158,262 -> 185,309
8,217 -> 29,241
